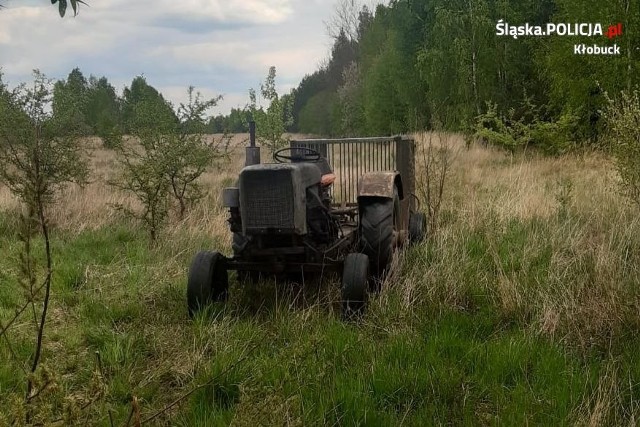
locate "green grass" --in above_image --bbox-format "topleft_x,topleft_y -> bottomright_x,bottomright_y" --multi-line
3,146 -> 640,425
1,215 -> 639,426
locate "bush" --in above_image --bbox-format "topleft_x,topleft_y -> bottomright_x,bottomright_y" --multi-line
473,102 -> 578,154
529,112 -> 578,155
473,102 -> 526,151
602,90 -> 640,205
111,86 -> 225,241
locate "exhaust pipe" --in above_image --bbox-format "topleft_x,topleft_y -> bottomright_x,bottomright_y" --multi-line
245,120 -> 261,166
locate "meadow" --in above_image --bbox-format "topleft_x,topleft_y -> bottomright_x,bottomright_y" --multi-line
1,134 -> 640,425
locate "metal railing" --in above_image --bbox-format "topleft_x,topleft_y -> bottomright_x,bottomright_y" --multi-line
290,136 -> 415,209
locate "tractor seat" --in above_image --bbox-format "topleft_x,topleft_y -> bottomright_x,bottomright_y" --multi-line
321,173 -> 336,187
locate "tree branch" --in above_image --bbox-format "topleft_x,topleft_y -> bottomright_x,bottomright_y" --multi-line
0,276 -> 49,339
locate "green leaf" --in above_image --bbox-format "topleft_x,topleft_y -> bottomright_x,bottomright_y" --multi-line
58,0 -> 67,17
70,0 -> 77,15
51,0 -> 58,4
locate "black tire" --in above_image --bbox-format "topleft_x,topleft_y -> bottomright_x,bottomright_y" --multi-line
408,211 -> 427,244
341,253 -> 369,319
187,251 -> 228,317
360,188 -> 400,276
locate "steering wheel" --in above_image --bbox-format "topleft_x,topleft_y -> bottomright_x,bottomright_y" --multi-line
273,147 -> 321,163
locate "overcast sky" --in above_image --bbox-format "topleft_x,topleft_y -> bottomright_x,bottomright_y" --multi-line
0,0 -> 339,114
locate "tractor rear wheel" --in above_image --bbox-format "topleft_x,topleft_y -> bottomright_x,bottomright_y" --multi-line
341,253 -> 369,319
187,251 -> 228,317
360,188 -> 400,277
408,211 -> 427,244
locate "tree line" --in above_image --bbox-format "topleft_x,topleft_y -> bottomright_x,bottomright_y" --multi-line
40,68 -> 254,146
290,0 -> 639,152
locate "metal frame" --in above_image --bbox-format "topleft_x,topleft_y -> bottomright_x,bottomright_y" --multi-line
290,136 -> 415,203
290,135 -> 416,226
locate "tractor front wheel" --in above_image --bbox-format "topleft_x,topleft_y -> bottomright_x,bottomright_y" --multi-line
187,251 -> 228,317
341,253 -> 369,319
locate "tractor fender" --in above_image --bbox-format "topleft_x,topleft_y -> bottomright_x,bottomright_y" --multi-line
357,172 -> 404,200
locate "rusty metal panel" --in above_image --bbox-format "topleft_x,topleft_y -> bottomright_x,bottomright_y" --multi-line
357,172 -> 398,198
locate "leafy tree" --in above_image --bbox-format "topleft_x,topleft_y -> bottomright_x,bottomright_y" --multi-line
292,8 -> 361,134
228,108 -> 249,132
111,99 -> 174,242
288,0 -> 640,151
0,70 -> 88,210
112,79 -> 186,240
337,62 -> 366,136
291,70 -> 330,131
0,70 -> 88,422
325,30 -> 358,91
122,76 -> 177,134
249,66 -> 293,153
298,89 -> 340,136
544,0 -> 640,144
227,108 -> 250,133
112,86 -> 224,239
52,67 -> 92,136
417,0 -> 495,128
206,114 -> 226,133
169,86 -> 225,218
86,75 -> 122,147
361,30 -> 410,134
112,138 -> 171,242
205,108 -> 251,134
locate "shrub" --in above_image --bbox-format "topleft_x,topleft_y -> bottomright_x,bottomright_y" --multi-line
473,102 -> 526,151
473,102 -> 578,154
602,89 -> 640,205
111,86 -> 225,241
529,112 -> 579,155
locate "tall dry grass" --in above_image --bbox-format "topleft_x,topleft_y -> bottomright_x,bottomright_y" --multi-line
406,133 -> 635,328
394,133 -> 640,423
0,135 -> 250,247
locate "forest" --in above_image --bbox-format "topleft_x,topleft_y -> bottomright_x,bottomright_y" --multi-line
290,0 -> 638,149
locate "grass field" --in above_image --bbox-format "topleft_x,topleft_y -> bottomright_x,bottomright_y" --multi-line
1,134 -> 640,425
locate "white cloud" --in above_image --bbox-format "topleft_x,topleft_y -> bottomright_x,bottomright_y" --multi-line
158,0 -> 294,24
0,0 -> 336,113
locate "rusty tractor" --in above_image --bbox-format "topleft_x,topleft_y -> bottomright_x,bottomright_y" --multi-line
187,127 -> 426,318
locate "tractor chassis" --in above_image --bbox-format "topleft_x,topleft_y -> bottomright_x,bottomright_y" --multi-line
225,225 -> 358,275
